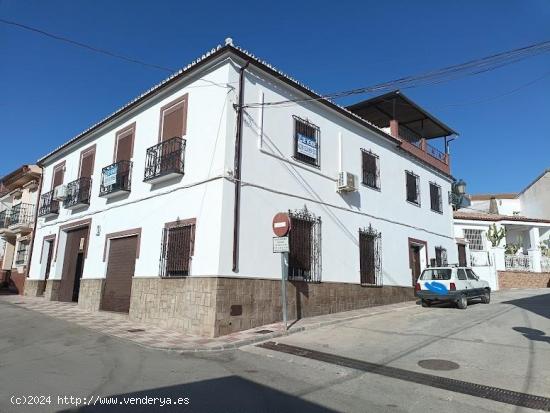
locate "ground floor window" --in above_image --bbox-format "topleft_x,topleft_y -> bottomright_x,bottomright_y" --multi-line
435,246 -> 448,267
359,225 -> 382,286
288,207 -> 321,282
160,220 -> 196,277
15,241 -> 29,266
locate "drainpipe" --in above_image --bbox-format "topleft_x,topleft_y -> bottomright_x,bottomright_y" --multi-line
232,61 -> 250,272
25,166 -> 43,285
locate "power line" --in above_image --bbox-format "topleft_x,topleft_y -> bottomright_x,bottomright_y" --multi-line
245,40 -> 550,108
0,18 -> 175,73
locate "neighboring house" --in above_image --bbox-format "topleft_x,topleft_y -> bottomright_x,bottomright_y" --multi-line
454,170 -> 550,290
27,40 -> 458,337
0,165 -> 42,293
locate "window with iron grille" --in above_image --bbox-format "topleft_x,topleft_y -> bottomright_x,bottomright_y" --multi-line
159,221 -> 195,277
463,229 -> 484,251
430,182 -> 443,213
435,246 -> 448,266
406,171 -> 420,205
288,207 -> 321,282
15,241 -> 29,265
361,150 -> 380,189
293,116 -> 320,167
359,225 -> 382,286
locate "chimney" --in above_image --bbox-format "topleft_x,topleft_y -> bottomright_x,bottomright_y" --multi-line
489,197 -> 499,215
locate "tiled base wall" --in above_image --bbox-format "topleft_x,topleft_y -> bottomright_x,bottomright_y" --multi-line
129,277 -> 414,337
44,279 -> 61,301
129,277 -> 217,337
78,279 -> 105,312
10,272 -> 26,295
498,271 -> 550,289
214,278 -> 414,336
23,279 -> 46,297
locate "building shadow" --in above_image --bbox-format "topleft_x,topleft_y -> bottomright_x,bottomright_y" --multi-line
502,293 -> 550,320
58,375 -> 336,413
512,327 -> 550,344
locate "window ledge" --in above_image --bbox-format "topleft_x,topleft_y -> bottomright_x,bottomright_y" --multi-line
361,182 -> 381,192
406,200 -> 421,208
291,156 -> 320,170
430,208 -> 444,215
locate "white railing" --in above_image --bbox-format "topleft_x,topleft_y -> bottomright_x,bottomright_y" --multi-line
541,256 -> 550,272
505,254 -> 532,272
470,250 -> 492,267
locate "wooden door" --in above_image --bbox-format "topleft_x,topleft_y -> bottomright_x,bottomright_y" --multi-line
59,227 -> 88,302
458,244 -> 467,267
410,245 -> 421,285
102,236 -> 138,312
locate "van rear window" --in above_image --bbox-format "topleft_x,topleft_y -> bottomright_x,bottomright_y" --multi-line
420,269 -> 452,280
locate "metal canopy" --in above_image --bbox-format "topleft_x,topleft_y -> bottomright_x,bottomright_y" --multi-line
346,90 -> 458,139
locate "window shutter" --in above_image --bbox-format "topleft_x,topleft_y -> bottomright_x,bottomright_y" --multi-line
161,101 -> 187,142
362,152 -> 378,188
53,167 -> 64,187
80,151 -> 95,178
116,132 -> 133,162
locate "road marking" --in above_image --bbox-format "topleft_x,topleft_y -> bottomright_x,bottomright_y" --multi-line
257,341 -> 550,411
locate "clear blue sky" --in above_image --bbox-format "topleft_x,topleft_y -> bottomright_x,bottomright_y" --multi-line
1,0 -> 549,194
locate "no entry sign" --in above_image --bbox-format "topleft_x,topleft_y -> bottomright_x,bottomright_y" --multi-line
272,212 -> 291,237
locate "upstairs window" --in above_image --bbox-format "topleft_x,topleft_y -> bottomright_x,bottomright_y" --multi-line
159,95 -> 188,142
114,123 -> 135,162
406,171 -> 420,206
293,116 -> 320,167
361,150 -> 380,190
15,241 -> 29,265
463,229 -> 484,251
79,146 -> 96,179
430,182 -> 443,213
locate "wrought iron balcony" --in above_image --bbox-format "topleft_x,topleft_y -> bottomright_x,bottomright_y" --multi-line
8,203 -> 35,233
99,160 -> 132,198
144,137 -> 186,184
38,190 -> 60,217
63,177 -> 92,209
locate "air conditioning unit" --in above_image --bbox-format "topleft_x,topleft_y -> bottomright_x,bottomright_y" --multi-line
337,172 -> 357,192
53,185 -> 67,201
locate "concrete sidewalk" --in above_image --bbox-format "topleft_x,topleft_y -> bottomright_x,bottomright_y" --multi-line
0,294 -> 417,352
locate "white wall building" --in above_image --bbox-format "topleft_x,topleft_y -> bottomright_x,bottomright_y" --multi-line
27,40 -> 459,337
454,170 -> 550,290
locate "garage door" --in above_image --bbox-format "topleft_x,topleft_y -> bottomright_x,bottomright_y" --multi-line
101,236 -> 138,313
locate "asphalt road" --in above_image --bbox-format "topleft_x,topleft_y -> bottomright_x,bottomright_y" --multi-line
0,289 -> 548,412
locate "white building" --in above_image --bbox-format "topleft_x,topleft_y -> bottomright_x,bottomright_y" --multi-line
27,40 -> 458,337
454,170 -> 550,290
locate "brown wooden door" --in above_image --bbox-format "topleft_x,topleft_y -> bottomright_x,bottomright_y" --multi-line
410,245 -> 421,285
59,227 -> 88,302
101,236 -> 138,313
458,244 -> 467,267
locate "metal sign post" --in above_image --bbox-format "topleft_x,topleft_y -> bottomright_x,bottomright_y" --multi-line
272,212 -> 291,331
280,251 -> 289,330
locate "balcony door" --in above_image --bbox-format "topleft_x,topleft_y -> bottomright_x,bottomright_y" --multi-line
159,96 -> 187,174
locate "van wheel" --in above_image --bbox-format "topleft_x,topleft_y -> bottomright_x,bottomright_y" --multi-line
457,295 -> 468,309
421,299 -> 431,308
481,290 -> 491,304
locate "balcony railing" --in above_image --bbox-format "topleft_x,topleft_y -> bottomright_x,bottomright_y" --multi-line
144,137 -> 186,183
64,177 -> 92,209
9,203 -> 35,227
425,142 -> 446,163
38,190 -> 60,217
100,160 -> 132,198
505,254 -> 532,272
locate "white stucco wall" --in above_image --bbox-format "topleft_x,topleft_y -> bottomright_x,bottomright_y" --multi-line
222,64 -> 457,287
30,55 -> 458,290
29,62 -> 235,281
519,171 -> 550,220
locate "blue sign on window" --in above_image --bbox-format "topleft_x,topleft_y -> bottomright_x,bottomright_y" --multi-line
297,133 -> 317,159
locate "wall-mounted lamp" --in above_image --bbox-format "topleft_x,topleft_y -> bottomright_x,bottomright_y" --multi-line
96,225 -> 101,236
